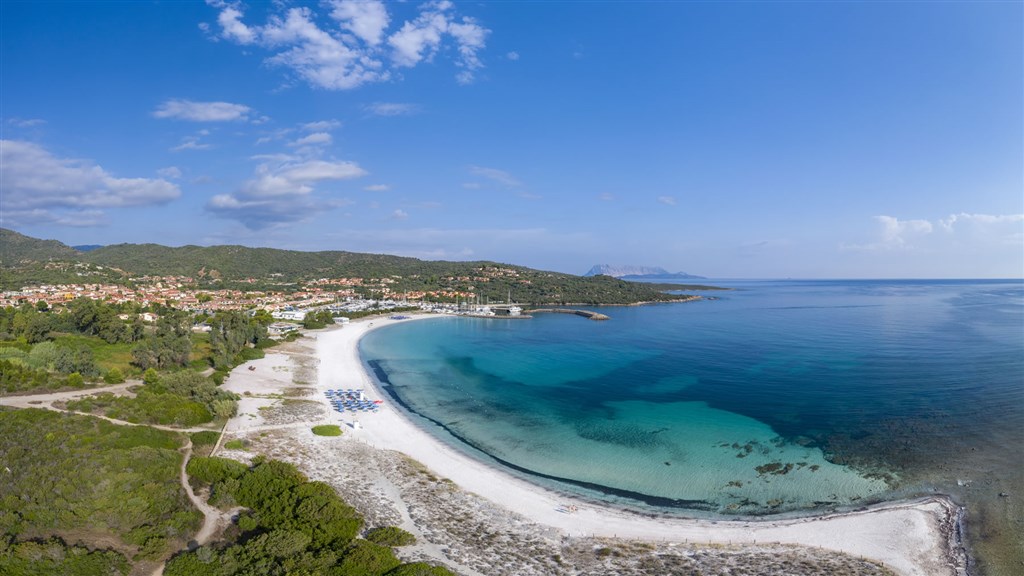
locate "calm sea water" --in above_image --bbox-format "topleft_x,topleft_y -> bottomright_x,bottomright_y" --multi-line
359,280 -> 1024,521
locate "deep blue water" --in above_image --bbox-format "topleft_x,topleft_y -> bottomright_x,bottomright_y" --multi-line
359,280 -> 1024,516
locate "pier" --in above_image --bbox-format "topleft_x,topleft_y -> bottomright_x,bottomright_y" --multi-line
525,308 -> 610,321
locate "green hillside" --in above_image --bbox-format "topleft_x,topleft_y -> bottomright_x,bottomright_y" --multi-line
0,228 -> 81,265
0,229 -> 690,304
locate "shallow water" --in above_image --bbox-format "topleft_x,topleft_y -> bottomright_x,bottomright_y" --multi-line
359,280 -> 1024,570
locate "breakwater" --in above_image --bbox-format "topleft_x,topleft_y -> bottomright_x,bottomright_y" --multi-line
526,308 -> 610,320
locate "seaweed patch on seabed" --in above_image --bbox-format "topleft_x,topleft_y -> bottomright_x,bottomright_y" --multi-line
755,462 -> 795,477
575,422 -> 673,451
717,439 -> 771,458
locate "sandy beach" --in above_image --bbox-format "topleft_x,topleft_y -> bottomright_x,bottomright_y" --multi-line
216,315 -> 968,576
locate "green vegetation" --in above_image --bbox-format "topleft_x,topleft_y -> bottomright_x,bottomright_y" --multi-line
1,228 -> 696,305
0,359 -> 50,393
190,430 -> 221,446
65,370 -> 236,427
66,390 -> 212,427
186,456 -> 248,486
365,526 -> 416,547
302,309 -> 336,329
0,538 -> 130,576
0,409 -> 200,561
169,457 -> 453,576
311,424 -> 343,437
223,439 -> 247,451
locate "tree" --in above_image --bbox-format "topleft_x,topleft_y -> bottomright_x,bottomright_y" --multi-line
104,368 -> 125,384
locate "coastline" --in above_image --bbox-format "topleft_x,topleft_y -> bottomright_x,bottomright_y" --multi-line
218,314 -> 967,576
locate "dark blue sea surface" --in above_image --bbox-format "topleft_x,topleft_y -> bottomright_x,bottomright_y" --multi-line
359,280 -> 1024,517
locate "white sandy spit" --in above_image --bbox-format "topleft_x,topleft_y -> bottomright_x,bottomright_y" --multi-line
218,316 -> 967,576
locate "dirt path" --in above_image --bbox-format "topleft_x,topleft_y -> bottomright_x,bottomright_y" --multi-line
0,381 -> 138,408
179,438 -> 237,546
4,385 -> 234,576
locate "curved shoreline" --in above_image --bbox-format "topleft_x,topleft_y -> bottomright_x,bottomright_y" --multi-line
218,314 -> 967,575
310,314 -> 965,576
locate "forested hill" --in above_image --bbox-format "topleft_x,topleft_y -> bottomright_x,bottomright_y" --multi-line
0,228 -> 81,264
0,229 -> 692,304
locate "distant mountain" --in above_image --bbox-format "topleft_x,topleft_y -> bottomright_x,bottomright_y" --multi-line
584,264 -> 705,279
72,245 -> 104,252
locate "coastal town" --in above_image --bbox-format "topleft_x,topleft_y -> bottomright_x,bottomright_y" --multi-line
0,266 -> 533,315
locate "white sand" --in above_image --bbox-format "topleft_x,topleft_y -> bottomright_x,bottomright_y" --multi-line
226,316 -> 966,576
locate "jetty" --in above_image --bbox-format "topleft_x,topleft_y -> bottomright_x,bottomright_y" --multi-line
525,308 -> 610,321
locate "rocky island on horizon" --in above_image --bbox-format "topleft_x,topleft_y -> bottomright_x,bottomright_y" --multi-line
584,264 -> 706,280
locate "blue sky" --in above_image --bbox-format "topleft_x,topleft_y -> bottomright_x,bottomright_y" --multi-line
2,1 -> 1021,278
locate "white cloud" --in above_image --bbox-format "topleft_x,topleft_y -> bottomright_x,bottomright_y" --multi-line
288,132 -> 332,147
364,184 -> 390,192
171,135 -> 212,152
215,3 -> 257,44
462,182 -> 482,190
0,140 -> 180,227
657,195 -> 676,206
939,212 -> 1024,231
876,215 -> 931,247
329,0 -> 390,46
206,156 -> 367,228
278,160 -> 365,182
206,0 -> 490,90
448,16 -> 488,78
839,212 -> 1024,276
7,117 -> 46,127
262,7 -> 389,91
157,166 -> 183,179
598,192 -> 614,201
153,98 -> 252,122
391,209 -> 409,220
468,165 -> 521,188
506,51 -> 519,61
844,212 -> 1024,252
301,119 -> 341,132
365,102 -> 418,116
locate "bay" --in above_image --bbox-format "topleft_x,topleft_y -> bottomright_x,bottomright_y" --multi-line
359,279 -> 1024,569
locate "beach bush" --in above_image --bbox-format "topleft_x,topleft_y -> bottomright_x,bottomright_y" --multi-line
311,424 -> 343,437
223,439 -> 246,450
385,563 -> 457,576
190,430 -> 220,446
335,540 -> 401,576
103,367 -> 125,384
187,456 -> 248,484
365,526 -> 416,547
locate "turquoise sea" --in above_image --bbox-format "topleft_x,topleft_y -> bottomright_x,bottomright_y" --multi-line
358,280 -> 1023,568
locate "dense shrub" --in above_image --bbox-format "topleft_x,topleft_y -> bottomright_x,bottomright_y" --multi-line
0,538 -> 130,576
0,409 -> 199,558
335,540 -> 401,576
365,526 -> 416,547
190,430 -> 220,446
385,563 -> 457,576
187,456 -> 248,485
103,367 -> 125,384
311,424 -> 343,436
